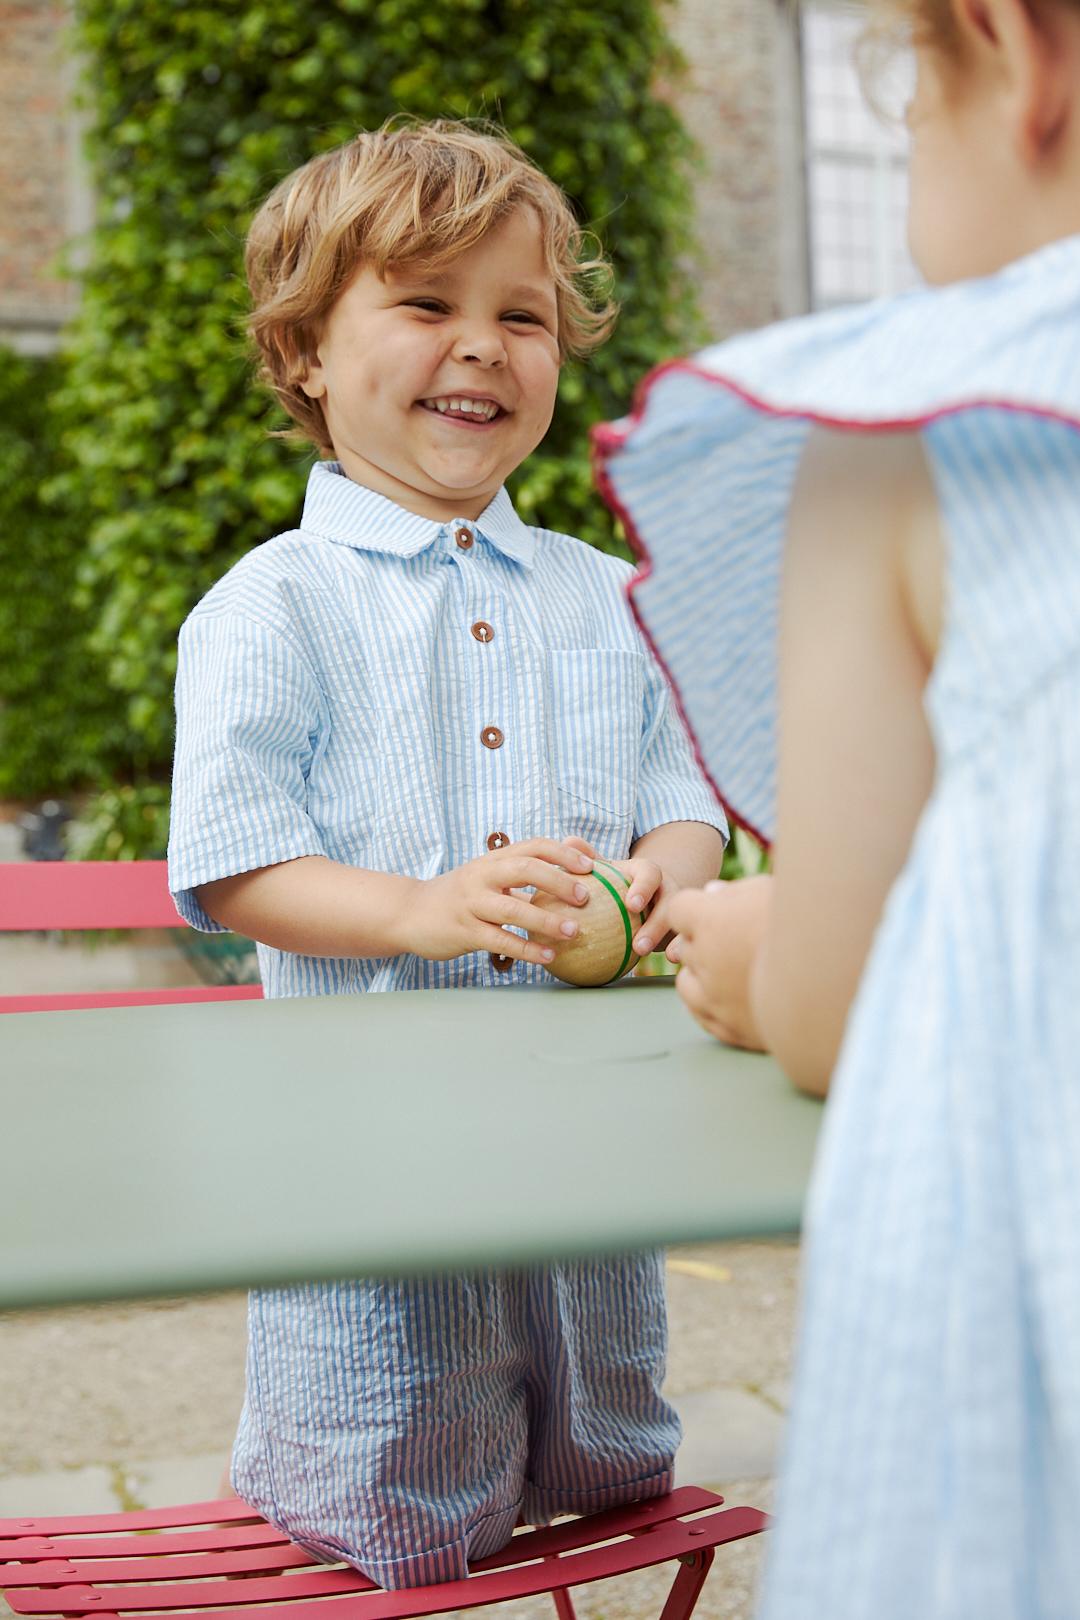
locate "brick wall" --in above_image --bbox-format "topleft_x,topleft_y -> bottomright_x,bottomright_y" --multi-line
0,0 -> 87,353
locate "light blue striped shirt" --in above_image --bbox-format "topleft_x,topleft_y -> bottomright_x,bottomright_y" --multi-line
168,461 -> 723,996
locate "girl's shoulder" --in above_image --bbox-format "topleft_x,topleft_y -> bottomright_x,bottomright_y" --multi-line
594,234 -> 1080,843
607,233 -> 1080,454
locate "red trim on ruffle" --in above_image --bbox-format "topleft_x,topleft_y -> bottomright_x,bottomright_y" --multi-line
592,356 -> 1080,852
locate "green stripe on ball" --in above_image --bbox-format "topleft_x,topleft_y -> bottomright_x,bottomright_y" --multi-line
590,858 -> 643,985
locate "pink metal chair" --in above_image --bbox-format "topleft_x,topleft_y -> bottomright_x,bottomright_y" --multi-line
0,860 -> 262,1012
0,1489 -> 767,1620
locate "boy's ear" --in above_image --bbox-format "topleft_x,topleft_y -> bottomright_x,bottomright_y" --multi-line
298,360 -> 327,401
292,332 -> 327,400
952,0 -> 1074,164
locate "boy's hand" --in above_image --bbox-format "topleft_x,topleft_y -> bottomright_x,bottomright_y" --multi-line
561,840 -> 677,960
666,876 -> 772,1051
405,838 -> 596,966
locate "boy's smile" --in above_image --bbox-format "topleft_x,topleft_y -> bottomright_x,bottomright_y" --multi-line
417,395 -> 504,423
300,208 -> 561,522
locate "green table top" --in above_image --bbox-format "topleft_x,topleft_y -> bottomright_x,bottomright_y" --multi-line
2,981 -> 822,1309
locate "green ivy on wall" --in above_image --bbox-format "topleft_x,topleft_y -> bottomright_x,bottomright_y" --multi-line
32,0 -> 703,850
0,351 -> 136,800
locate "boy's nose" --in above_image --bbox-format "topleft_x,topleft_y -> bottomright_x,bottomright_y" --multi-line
452,329 -> 507,367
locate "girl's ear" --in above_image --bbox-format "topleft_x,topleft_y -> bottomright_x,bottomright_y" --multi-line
952,0 -> 1073,164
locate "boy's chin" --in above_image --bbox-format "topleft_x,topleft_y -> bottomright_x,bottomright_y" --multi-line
422,440 -> 542,496
420,462 -> 507,499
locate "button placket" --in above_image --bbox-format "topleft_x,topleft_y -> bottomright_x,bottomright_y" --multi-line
459,546 -> 510,876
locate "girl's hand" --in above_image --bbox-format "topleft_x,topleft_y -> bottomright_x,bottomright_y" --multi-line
405,838 -> 595,966
666,876 -> 772,1051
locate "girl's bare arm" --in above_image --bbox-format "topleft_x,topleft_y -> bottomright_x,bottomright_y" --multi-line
751,425 -> 942,1092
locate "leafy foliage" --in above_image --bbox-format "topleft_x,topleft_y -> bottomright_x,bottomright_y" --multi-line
66,782 -> 171,859
36,0 -> 702,850
720,824 -> 770,880
0,351 -> 135,799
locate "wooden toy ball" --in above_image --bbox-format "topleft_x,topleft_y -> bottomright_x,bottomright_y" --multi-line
528,858 -> 649,987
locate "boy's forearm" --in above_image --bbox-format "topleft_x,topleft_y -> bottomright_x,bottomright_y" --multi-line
195,856 -> 420,958
631,820 -> 725,891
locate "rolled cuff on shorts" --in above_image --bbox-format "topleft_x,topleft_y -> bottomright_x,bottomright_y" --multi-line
524,1460 -> 676,1527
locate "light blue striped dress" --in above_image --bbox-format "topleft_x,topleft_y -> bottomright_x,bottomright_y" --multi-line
596,232 -> 1080,1619
167,463 -> 724,1588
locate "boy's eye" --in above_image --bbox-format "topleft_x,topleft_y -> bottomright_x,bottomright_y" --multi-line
505,311 -> 557,334
403,298 -> 447,313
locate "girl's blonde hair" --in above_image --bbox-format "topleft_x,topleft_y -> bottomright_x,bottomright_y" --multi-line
245,119 -> 617,452
868,0 -> 1078,55
860,0 -> 960,66
859,0 -> 1014,112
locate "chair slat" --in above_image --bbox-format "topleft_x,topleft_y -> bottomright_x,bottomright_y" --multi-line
0,986 -> 263,1015
0,1524 -> 287,1562
0,1545 -> 320,1587
0,1500 -> 264,1538
0,862 -> 181,932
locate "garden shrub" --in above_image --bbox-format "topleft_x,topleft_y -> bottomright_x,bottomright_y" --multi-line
46,0 -> 703,852
0,350 -> 135,801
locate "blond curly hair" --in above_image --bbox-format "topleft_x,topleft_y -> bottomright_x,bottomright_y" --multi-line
245,119 -> 617,453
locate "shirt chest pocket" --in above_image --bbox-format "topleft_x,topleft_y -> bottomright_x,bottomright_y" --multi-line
547,648 -> 645,829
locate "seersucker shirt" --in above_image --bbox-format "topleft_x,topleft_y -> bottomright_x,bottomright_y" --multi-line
168,460 -> 724,997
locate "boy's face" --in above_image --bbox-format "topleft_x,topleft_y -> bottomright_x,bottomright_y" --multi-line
300,207 -> 562,522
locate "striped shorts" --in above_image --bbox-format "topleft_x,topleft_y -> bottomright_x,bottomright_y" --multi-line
231,1255 -> 680,1588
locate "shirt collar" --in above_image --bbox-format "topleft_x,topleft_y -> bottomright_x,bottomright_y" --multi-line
299,460 -> 536,569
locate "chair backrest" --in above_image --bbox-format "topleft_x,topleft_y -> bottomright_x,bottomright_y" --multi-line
0,861 -> 263,1013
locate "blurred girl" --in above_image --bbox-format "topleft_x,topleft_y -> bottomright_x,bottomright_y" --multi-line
596,1 -> 1080,1613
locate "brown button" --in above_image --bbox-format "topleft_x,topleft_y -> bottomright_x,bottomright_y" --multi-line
486,831 -> 510,851
490,952 -> 514,973
481,725 -> 504,750
455,527 -> 474,550
471,621 -> 494,643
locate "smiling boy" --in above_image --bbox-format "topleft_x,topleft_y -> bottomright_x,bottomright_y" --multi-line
167,121 -> 725,1587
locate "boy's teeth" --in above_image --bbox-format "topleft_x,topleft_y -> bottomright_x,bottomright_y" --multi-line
424,396 -> 498,420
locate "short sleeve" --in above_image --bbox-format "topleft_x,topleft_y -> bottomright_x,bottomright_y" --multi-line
633,649 -> 729,844
168,612 -> 329,932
